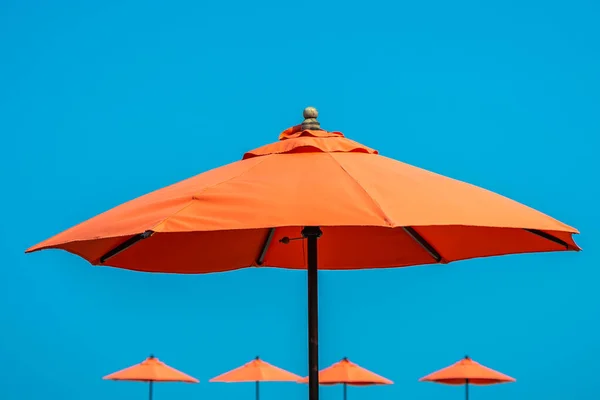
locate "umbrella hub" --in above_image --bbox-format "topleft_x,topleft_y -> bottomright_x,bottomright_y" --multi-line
243,107 -> 379,159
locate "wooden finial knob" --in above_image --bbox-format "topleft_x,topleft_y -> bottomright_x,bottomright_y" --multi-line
303,107 -> 318,119
301,106 -> 321,130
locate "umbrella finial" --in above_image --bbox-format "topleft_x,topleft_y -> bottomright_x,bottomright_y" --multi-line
302,107 -> 321,130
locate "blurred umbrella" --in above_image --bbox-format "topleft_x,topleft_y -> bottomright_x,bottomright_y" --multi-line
210,356 -> 301,400
28,107 -> 579,400
420,355 -> 515,400
103,355 -> 198,400
298,357 -> 392,400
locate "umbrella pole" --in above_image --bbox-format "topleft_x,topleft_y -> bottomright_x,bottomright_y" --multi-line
343,383 -> 347,400
256,381 -> 260,400
302,226 -> 322,400
465,379 -> 469,400
149,381 -> 153,400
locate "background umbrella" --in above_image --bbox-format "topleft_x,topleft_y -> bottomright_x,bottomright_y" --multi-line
419,355 -> 515,400
210,356 -> 301,400
298,357 -> 392,400
103,355 -> 198,400
28,107 -> 579,400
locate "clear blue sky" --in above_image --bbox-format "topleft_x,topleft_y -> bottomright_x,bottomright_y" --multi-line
1,0 -> 598,399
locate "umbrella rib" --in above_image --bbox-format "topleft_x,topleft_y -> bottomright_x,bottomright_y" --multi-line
524,228 -> 571,249
98,159 -> 274,265
329,153 -> 445,263
256,228 -> 276,265
403,227 -> 443,263
99,230 -> 154,263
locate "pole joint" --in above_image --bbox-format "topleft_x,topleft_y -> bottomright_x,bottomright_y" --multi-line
302,226 -> 322,238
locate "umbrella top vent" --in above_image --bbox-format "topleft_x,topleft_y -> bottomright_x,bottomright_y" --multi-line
243,107 -> 378,159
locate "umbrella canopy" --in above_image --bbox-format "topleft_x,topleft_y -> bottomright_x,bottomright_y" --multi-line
210,356 -> 301,400
26,108 -> 579,272
28,107 -> 578,400
298,357 -> 392,385
298,358 -> 392,400
420,356 -> 514,400
419,355 -> 515,385
210,356 -> 301,382
103,355 -> 198,400
103,355 -> 198,382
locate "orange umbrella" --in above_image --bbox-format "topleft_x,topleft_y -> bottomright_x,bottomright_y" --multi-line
103,355 -> 198,400
210,356 -> 301,400
298,357 -> 392,400
420,355 -> 515,400
27,107 -> 579,400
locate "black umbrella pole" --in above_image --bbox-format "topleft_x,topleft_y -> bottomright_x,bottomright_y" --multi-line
465,379 -> 469,400
343,383 -> 347,400
256,381 -> 260,400
149,381 -> 153,400
302,226 -> 322,400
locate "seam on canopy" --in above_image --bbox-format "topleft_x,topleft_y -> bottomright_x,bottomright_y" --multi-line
191,156 -> 270,199
327,152 -> 395,227
149,157 -> 270,231
327,153 -> 447,263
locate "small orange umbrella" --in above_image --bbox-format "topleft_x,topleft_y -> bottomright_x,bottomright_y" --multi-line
103,355 -> 198,400
420,355 -> 515,400
210,356 -> 301,400
298,357 -> 392,400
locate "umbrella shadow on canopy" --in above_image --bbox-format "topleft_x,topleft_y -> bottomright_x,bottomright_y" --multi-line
28,107 -> 579,400
103,355 -> 198,400
298,357 -> 392,400
420,355 -> 515,400
210,356 -> 301,400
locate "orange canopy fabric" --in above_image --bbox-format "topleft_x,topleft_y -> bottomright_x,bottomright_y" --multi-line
419,356 -> 515,386
298,358 -> 392,386
103,356 -> 198,383
26,118 -> 579,274
210,357 -> 301,382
